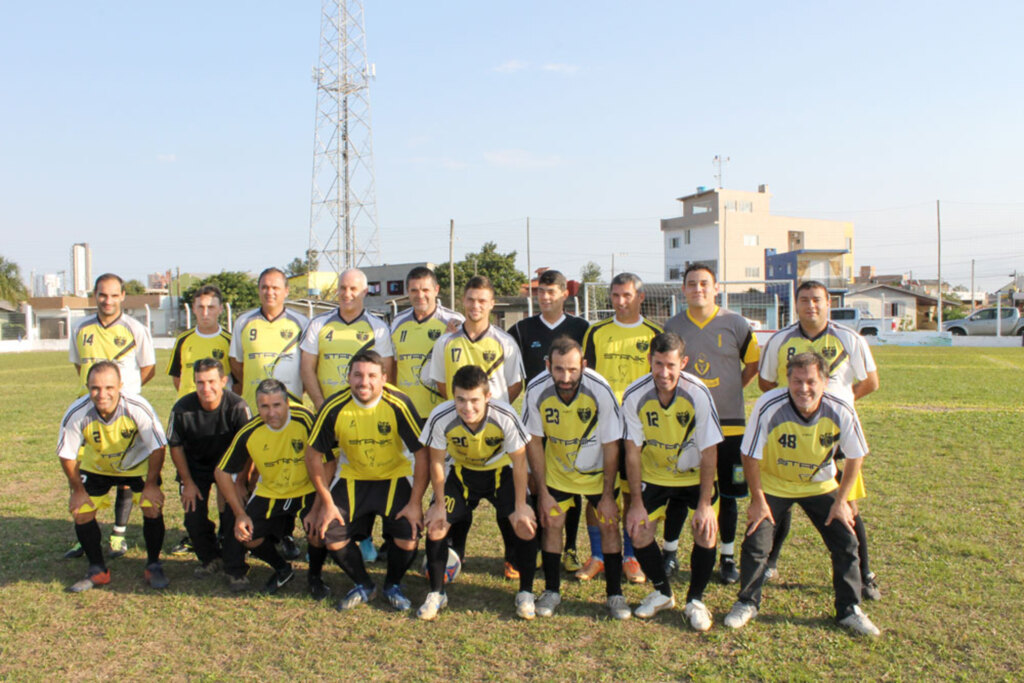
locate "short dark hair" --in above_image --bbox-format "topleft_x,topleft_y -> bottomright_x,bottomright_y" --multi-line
610,272 -> 643,294
537,270 -> 567,290
683,263 -> 717,284
257,267 -> 288,287
194,284 -> 223,304
451,365 -> 489,392
547,335 -> 582,361
406,266 -> 438,287
193,358 -> 225,377
649,331 -> 686,357
87,360 -> 121,383
464,275 -> 494,294
94,273 -> 124,293
348,350 -> 385,373
786,351 -> 828,379
255,378 -> 288,400
796,280 -> 828,297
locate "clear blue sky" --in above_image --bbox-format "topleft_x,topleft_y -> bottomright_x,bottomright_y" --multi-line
2,1 -> 1021,291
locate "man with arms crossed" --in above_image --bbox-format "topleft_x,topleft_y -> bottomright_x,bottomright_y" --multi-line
663,264 -> 759,584
417,365 -> 538,620
622,332 -> 723,630
166,358 -> 252,577
57,361 -> 168,592
724,351 -> 880,636
758,279 -> 880,599
522,337 -> 629,619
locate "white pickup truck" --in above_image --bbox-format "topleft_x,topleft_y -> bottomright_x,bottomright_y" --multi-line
830,308 -> 898,336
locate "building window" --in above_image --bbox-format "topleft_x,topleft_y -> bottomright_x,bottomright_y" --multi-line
743,234 -> 759,247
768,265 -> 774,277
684,229 -> 691,245
885,302 -> 902,317
367,281 -> 381,296
745,266 -> 761,278
670,237 -> 680,248
669,267 -> 681,280
387,280 -> 404,295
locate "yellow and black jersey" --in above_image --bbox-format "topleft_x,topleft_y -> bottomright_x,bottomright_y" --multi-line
69,313 -> 156,395
309,385 -> 423,481
621,372 -> 723,487
166,326 -> 232,398
300,308 -> 394,398
742,388 -> 868,498
759,321 -> 876,405
57,393 -> 167,477
582,316 -> 663,403
522,368 -> 621,495
229,307 -> 309,410
390,305 -> 464,417
664,306 -> 760,437
218,404 -> 316,499
421,399 -> 529,471
422,324 -> 524,403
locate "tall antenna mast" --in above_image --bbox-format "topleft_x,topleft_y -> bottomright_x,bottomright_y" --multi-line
713,154 -> 730,188
308,0 -> 381,288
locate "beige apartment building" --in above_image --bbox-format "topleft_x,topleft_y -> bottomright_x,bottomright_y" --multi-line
660,185 -> 854,285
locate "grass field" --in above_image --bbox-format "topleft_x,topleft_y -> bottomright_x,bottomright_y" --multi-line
1,347 -> 1022,680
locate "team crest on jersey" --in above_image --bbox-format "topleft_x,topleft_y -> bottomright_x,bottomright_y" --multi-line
821,346 -> 838,359
113,336 -> 127,348
357,331 -> 370,342
694,355 -> 710,376
485,436 -> 503,447
212,349 -> 225,359
291,439 -> 304,453
280,329 -> 294,339
377,421 -> 392,435
675,411 -> 690,426
577,407 -> 593,422
819,432 -> 840,448
428,329 -> 441,340
636,340 -> 650,352
120,427 -> 136,439
482,350 -> 497,362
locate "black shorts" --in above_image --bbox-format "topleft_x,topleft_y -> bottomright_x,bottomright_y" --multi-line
717,435 -> 748,499
81,472 -> 147,497
323,477 -> 417,545
442,465 -> 529,524
641,481 -> 719,522
546,485 -> 618,512
245,492 -> 315,541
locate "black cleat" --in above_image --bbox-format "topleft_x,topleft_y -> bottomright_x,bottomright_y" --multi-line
262,565 -> 295,595
719,555 -> 739,585
308,575 -> 331,601
662,549 -> 679,579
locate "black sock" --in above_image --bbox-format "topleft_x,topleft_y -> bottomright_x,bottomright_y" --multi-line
686,545 -> 717,603
542,551 -> 561,593
449,518 -> 471,562
515,533 -> 538,593
634,542 -> 670,597
564,497 -> 581,552
76,520 -> 105,569
114,486 -> 133,528
250,540 -> 287,571
425,537 -> 448,593
385,545 -> 415,588
142,515 -> 164,565
604,552 -> 623,597
498,516 -> 516,564
308,544 -> 328,578
718,496 -> 738,546
854,514 -> 871,577
331,542 -> 371,587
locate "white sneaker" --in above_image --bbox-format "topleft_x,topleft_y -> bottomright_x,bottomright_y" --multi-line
684,599 -> 713,632
724,601 -> 758,629
838,605 -> 881,637
606,594 -> 631,620
764,566 -> 778,581
634,590 -> 675,619
535,590 -> 561,617
416,591 -> 448,621
515,591 -> 536,620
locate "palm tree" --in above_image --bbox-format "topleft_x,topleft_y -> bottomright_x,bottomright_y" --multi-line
0,256 -> 28,304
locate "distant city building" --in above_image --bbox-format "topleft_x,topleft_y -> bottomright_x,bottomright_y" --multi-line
70,243 -> 92,297
148,271 -> 172,290
34,273 -> 64,298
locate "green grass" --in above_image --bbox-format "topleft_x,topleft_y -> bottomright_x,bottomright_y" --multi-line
1,347 -> 1023,680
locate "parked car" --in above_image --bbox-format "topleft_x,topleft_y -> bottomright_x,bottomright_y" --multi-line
942,307 -> 1024,336
830,307 -> 898,336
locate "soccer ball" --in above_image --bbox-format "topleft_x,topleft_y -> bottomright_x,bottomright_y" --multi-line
422,547 -> 462,584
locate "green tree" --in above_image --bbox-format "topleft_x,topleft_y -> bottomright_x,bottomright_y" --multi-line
285,249 -> 320,277
123,279 -> 147,295
580,261 -> 602,283
435,242 -> 528,301
180,271 -> 260,314
0,255 -> 28,304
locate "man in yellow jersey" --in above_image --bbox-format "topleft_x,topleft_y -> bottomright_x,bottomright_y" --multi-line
622,332 -> 723,630
417,365 -> 538,621
216,379 -> 321,596
305,350 -> 428,611
167,284 -> 233,398
301,268 -> 394,409
758,280 -> 880,599
67,273 -> 156,559
579,272 -> 663,583
57,361 -> 168,592
724,352 -> 880,637
230,267 -> 309,410
663,264 -> 759,584
522,337 -> 630,619
390,266 -> 464,418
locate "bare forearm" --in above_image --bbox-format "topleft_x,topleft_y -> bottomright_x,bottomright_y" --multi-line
169,446 -> 193,485
215,470 -> 246,516
509,450 -> 529,506
625,442 -> 643,498
699,445 -> 717,505
60,458 -> 85,494
146,448 -> 165,486
409,449 -> 430,503
601,441 -> 619,498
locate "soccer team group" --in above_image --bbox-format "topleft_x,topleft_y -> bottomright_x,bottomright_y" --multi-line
58,263 -> 883,636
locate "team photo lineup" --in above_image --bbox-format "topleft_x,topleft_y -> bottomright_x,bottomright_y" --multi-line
60,262 -> 883,637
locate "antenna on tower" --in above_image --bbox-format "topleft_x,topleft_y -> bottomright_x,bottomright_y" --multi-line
713,154 -> 730,189
308,0 -> 381,289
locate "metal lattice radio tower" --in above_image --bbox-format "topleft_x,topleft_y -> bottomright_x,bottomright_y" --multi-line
308,0 -> 380,280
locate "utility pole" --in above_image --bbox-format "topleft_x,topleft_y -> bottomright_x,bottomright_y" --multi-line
526,217 -> 533,317
449,219 -> 455,310
936,200 -> 943,330
970,259 -> 976,314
